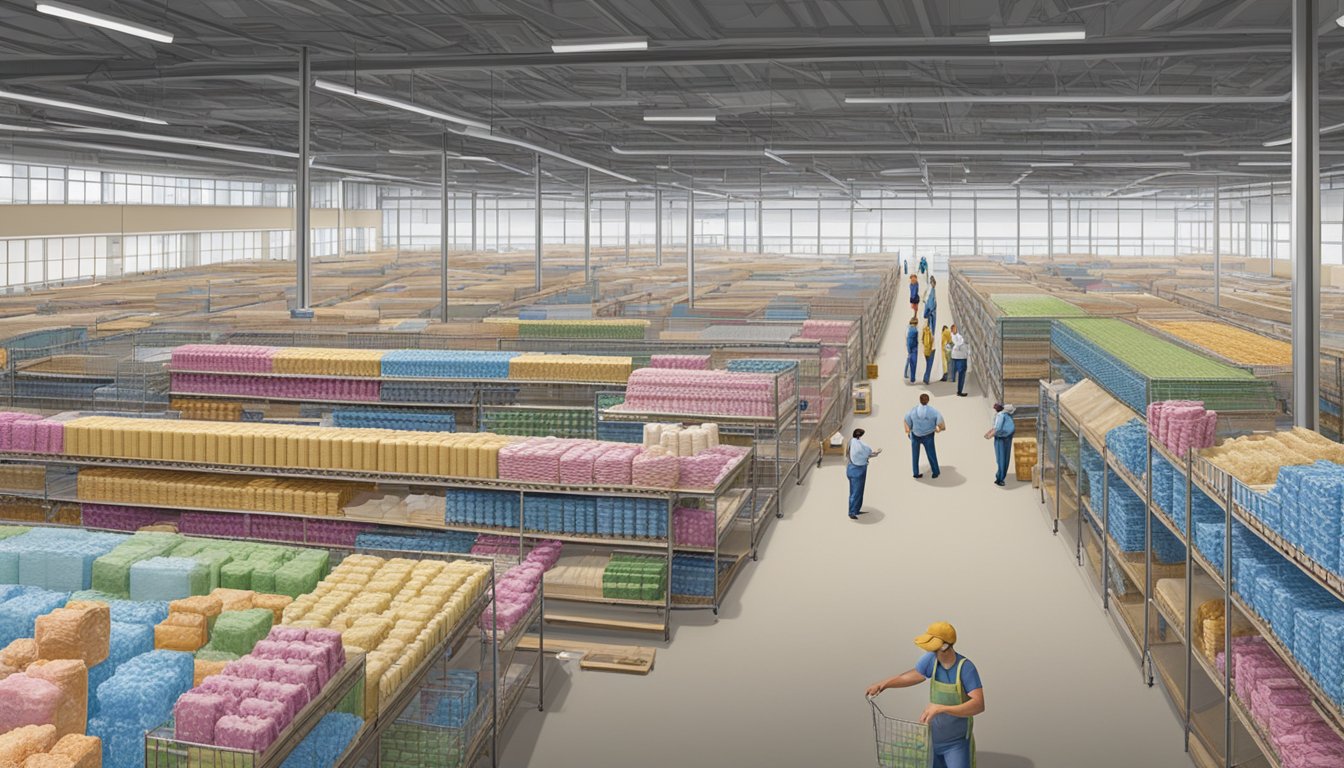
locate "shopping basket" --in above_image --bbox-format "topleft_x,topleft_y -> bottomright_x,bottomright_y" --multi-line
868,696 -> 932,768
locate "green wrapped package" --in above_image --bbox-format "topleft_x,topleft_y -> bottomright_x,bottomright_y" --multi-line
170,539 -> 211,557
0,526 -> 31,540
193,549 -> 234,591
210,609 -> 274,657
195,648 -> 240,663
220,561 -> 254,590
91,533 -> 182,596
273,560 -> 324,599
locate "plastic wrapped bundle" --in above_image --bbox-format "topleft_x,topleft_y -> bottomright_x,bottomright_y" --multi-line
171,345 -> 277,373
592,445 -> 639,486
24,659 -> 88,737
650,354 -> 711,370
49,732 -> 100,768
1104,419 -> 1148,479
558,444 -> 598,485
35,601 -> 110,666
379,350 -> 517,379
679,452 -> 733,490
631,450 -> 680,489
0,589 -> 72,648
128,557 -> 209,602
280,711 -> 363,768
797,319 -> 853,343
0,528 -> 128,592
211,609 -> 275,658
0,671 -> 63,732
673,507 -> 715,548
0,725 -> 57,767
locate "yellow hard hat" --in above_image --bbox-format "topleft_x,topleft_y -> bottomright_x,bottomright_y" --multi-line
914,622 -> 957,652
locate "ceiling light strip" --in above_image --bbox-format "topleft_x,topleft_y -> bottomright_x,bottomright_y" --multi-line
551,37 -> 648,54
313,80 -> 490,130
643,109 -> 717,122
0,88 -> 166,125
455,126 -> 636,183
987,27 -> 1086,43
36,1 -> 173,43
845,94 -> 1284,105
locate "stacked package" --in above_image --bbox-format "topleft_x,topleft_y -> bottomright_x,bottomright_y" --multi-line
601,554 -> 666,601
1202,429 -> 1344,487
507,354 -> 632,384
1263,461 -> 1344,577
89,532 -> 329,601
482,407 -> 594,439
0,465 -> 46,493
0,728 -> 101,768
479,543 -> 558,636
330,410 -> 456,433
354,529 -> 477,555
1104,481 -> 1187,563
380,381 -> 480,406
797,319 -> 853,343
642,423 -> 720,456
0,412 -> 68,454
80,504 -> 176,532
0,528 -> 128,592
673,507 -> 715,548
172,372 -> 381,402
0,589 -> 71,649
725,359 -> 799,376
670,554 -> 715,598
1104,419 -> 1148,479
171,398 -> 246,422
1146,400 -> 1218,457
444,490 -> 518,529
1151,321 -> 1294,367
1222,636 -> 1344,767
619,368 -> 787,419
469,535 -> 518,557
279,711 -> 363,768
88,650 -> 194,768
77,468 -> 367,518
650,355 -> 710,370
170,625 -> 347,753
61,417 -> 514,478
380,350 -> 516,379
171,345 -> 277,373
280,554 -> 491,718
271,348 -> 384,378
511,319 -> 647,341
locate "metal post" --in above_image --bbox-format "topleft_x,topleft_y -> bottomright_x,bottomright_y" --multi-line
1292,0 -> 1320,430
1245,199 -> 1252,258
1102,447 -> 1110,609
848,188 -> 856,255
1270,183 -> 1276,271
1066,198 -> 1072,255
757,200 -> 764,253
533,154 -> 542,292
1139,202 -> 1145,258
1174,206 -> 1180,255
337,180 -> 346,260
1214,181 -> 1221,307
788,207 -> 794,252
816,198 -> 822,255
913,199 -> 919,261
624,194 -> 631,263
294,46 -> 311,310
1047,189 -> 1054,258
583,170 -> 591,282
1015,186 -> 1022,262
654,186 -> 663,266
471,192 -> 478,252
879,195 -> 886,252
439,141 -> 449,320
972,193 -> 978,254
687,180 -> 696,308
1142,443 -> 1154,686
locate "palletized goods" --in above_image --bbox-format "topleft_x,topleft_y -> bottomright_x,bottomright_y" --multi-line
507,354 -> 632,383
1147,400 -> 1217,457
990,294 -> 1085,318
618,368 -> 788,418
1150,320 -> 1292,367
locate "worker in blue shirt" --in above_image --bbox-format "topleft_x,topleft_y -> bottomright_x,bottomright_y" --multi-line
985,403 -> 1017,486
909,274 -> 921,314
903,393 -> 945,479
845,427 -> 881,520
923,276 -> 938,331
918,255 -> 928,275
904,317 -> 920,383
867,621 -> 985,768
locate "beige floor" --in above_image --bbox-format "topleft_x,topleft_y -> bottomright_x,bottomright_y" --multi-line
501,268 -> 1195,768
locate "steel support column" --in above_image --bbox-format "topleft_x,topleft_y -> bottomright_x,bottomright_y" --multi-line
470,192 -> 478,252
1214,181 -> 1222,307
654,186 -> 663,266
1245,199 -> 1252,257
533,154 -> 542,292
1015,186 -> 1022,262
687,181 -> 696,309
1047,189 -> 1054,258
756,200 -> 764,254
439,142 -> 450,320
295,46 -> 312,310
624,194 -> 631,263
816,198 -> 822,255
1065,198 -> 1071,255
1292,0 -> 1320,430
583,170 -> 591,282
848,188 -> 855,256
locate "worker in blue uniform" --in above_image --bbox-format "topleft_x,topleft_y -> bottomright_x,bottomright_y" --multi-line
845,427 -> 881,520
985,403 -> 1016,486
918,255 -> 928,275
867,622 -> 985,768
923,275 -> 938,330
904,317 -> 920,383
903,393 -> 945,479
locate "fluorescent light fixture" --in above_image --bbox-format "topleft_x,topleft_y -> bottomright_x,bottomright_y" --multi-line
1338,14 -> 1344,27
643,109 -> 717,123
879,167 -> 923,176
763,149 -> 790,166
845,94 -> 1279,105
453,125 -> 637,183
0,122 -> 47,133
551,37 -> 647,54
1087,161 -> 1191,169
1263,120 -> 1344,147
313,80 -> 490,130
1029,162 -> 1075,168
60,125 -> 294,157
1238,161 -> 1291,167
36,1 -> 173,43
987,26 -> 1086,44
0,88 -> 166,124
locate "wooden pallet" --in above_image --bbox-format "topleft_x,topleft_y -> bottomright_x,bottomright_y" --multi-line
516,635 -> 656,675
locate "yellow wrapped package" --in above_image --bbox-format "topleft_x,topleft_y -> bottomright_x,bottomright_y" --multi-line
34,602 -> 109,667
49,734 -> 100,768
0,727 -> 57,768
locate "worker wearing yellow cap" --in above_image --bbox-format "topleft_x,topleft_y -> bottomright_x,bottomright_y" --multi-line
866,622 -> 985,768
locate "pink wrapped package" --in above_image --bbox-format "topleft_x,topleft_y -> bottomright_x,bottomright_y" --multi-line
298,629 -> 346,674
221,657 -> 284,683
171,344 -> 278,373
265,627 -> 309,644
252,681 -> 309,722
214,714 -> 281,752
631,451 -> 679,489
797,319 -> 853,343
238,697 -> 287,724
200,676 -> 261,701
673,507 -> 714,548
592,445 -> 639,486
650,355 -> 711,370
256,643 -> 330,686
558,444 -> 598,485
270,662 -> 321,698
173,692 -> 227,744
0,674 -> 61,732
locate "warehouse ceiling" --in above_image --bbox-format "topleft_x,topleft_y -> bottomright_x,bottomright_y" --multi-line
0,0 -> 1342,199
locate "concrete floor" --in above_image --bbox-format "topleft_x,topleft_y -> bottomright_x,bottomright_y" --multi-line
501,268 -> 1195,768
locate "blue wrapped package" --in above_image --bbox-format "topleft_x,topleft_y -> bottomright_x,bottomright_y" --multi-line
1320,614 -> 1344,704
0,587 -> 70,646
1104,419 -> 1148,479
128,556 -> 210,601
280,711 -> 365,768
1293,607 -> 1344,682
1151,455 -> 1173,519
94,649 -> 194,731
88,621 -> 155,718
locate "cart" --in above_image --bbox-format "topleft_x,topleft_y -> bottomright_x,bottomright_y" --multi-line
868,696 -> 933,768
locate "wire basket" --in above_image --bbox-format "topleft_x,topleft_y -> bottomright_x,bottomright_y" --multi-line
868,697 -> 932,768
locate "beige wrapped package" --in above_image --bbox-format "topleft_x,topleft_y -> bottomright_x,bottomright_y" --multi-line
49,734 -> 100,768
154,613 -> 208,652
169,595 -> 223,626
23,660 -> 87,738
194,658 -> 229,687
34,603 -> 109,667
208,589 -> 255,612
0,726 -> 57,768
1,638 -> 39,670
21,754 -> 74,768
251,593 -> 293,623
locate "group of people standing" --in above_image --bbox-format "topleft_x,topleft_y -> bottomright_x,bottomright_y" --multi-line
904,262 -> 968,396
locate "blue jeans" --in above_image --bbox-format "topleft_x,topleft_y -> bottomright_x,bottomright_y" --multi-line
905,351 -> 918,382
925,308 -> 936,330
952,358 -> 967,394
994,436 -> 1012,483
846,464 -> 867,517
911,433 -> 939,476
932,738 -> 972,768
922,354 -> 935,384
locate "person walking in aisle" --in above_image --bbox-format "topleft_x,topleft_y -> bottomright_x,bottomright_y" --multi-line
909,274 -> 921,315
939,325 -> 952,382
985,403 -> 1016,486
866,622 -> 985,768
923,275 -> 938,331
844,428 -> 881,520
921,320 -> 936,385
949,324 -> 970,397
904,317 -> 920,383
918,255 -> 928,276
903,393 -> 945,479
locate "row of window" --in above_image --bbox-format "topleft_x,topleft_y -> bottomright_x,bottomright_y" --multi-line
0,227 -> 378,291
0,162 -> 379,209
